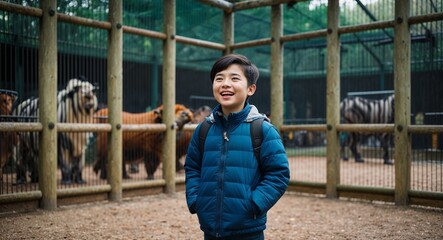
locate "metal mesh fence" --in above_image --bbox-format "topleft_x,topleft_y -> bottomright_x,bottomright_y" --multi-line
0,1 -> 442,202
285,130 -> 327,183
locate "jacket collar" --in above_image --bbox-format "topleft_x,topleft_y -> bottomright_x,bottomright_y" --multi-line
207,103 -> 269,125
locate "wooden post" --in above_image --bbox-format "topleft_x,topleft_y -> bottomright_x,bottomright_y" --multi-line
107,0 -> 123,202
162,0 -> 176,194
38,0 -> 57,210
223,10 -> 233,55
394,0 -> 411,206
326,0 -> 340,199
270,4 -> 283,130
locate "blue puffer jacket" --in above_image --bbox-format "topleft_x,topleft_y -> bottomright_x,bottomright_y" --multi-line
185,103 -> 290,238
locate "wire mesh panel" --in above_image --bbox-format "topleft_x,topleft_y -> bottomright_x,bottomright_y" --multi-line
285,130 -> 327,183
1,0 -> 442,205
1,7 -> 40,194
235,7 -> 271,43
339,131 -> 395,188
411,0 -> 443,16
283,1 -> 327,33
411,104 -> 443,192
409,2 -> 443,193
341,0 -> 395,26
177,1 -> 222,43
411,132 -> 443,192
56,16 -> 108,189
123,1 -> 162,32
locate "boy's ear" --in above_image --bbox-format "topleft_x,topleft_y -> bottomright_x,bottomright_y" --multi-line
247,84 -> 257,96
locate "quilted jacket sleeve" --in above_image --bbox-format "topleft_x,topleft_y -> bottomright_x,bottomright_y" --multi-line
251,121 -> 290,215
184,124 -> 202,214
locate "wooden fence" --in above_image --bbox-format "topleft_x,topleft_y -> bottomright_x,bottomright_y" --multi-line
0,0 -> 443,211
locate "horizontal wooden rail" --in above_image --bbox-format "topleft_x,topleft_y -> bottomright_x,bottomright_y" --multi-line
0,1 -> 42,17
336,124 -> 395,133
408,125 -> 443,134
197,0 -> 233,12
175,35 -> 226,50
280,124 -> 327,132
121,123 -> 166,132
198,0 -> 308,12
234,0 -> 307,11
57,185 -> 111,198
231,37 -> 272,50
409,12 -> 443,25
338,20 -> 395,34
281,29 -> 328,42
123,26 -> 167,40
0,122 -> 42,132
122,179 -> 166,190
0,191 -> 42,204
337,184 -> 395,196
409,190 -> 443,200
58,123 -> 111,132
183,124 -> 198,131
57,13 -> 111,30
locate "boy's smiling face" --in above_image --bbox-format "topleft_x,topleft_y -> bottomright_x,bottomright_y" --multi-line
212,64 -> 256,115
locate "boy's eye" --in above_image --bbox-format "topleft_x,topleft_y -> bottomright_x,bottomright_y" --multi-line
215,77 -> 223,82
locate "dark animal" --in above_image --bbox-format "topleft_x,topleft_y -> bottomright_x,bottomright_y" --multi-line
13,78 -> 98,184
93,104 -> 194,180
340,94 -> 395,165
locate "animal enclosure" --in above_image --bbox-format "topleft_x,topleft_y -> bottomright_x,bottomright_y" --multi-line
0,0 -> 443,212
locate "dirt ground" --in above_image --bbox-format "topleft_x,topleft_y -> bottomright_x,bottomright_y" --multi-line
1,191 -> 442,240
1,155 -> 442,239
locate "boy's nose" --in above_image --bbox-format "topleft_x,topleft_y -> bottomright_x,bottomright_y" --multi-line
221,79 -> 231,86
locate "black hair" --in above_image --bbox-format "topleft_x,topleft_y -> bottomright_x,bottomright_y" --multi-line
210,54 -> 259,86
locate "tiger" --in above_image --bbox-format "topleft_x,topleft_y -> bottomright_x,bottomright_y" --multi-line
340,94 -> 395,165
13,78 -> 98,184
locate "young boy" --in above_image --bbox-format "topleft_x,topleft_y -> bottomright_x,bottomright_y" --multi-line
185,54 -> 290,239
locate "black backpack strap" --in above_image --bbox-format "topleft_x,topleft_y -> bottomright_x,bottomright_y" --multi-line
251,118 -> 264,161
198,120 -> 211,158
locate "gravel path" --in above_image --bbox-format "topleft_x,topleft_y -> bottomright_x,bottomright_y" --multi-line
1,191 -> 442,240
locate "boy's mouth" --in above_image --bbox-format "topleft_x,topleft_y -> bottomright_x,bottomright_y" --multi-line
220,91 -> 234,97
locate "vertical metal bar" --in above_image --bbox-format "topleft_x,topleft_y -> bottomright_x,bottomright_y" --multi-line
107,0 -> 123,201
162,0 -> 176,194
326,0 -> 340,198
38,0 -> 57,210
394,0 -> 411,206
270,4 -> 283,130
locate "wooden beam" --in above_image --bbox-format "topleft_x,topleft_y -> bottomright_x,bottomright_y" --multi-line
162,0 -> 177,195
234,0 -> 307,11
197,0 -> 233,12
0,1 -> 42,17
394,0 -> 411,206
325,0 -> 340,199
107,0 -> 123,202
38,0 -> 58,211
175,35 -> 225,50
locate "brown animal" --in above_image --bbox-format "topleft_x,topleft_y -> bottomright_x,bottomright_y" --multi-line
176,105 -> 212,171
93,104 -> 193,180
0,91 -> 18,190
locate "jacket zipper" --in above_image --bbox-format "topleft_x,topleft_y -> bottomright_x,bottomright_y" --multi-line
216,129 -> 229,237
